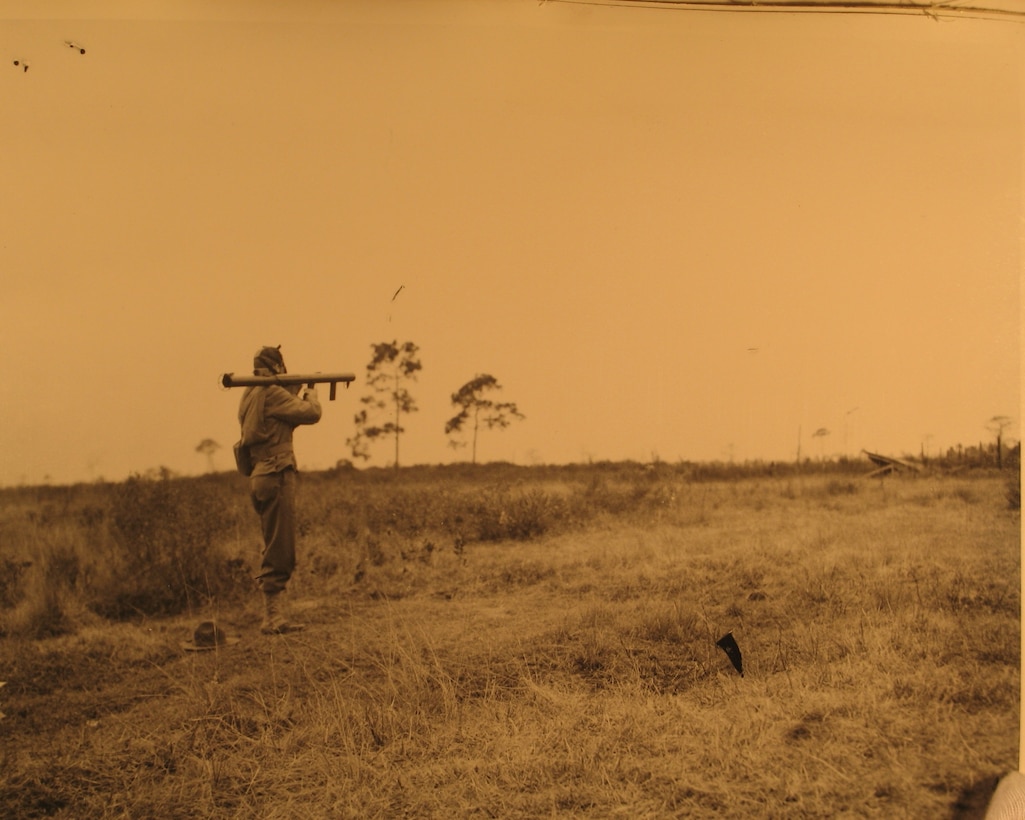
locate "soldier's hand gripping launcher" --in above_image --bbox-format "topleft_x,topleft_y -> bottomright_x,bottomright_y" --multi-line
220,372 -> 356,400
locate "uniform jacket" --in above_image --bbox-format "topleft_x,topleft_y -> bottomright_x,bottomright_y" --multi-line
238,383 -> 322,476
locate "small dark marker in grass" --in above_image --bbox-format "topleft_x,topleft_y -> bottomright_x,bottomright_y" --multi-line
717,631 -> 744,677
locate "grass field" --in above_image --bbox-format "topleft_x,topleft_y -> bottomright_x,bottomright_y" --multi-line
0,462 -> 1019,818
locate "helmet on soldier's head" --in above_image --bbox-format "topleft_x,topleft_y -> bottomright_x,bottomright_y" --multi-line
254,345 -> 286,373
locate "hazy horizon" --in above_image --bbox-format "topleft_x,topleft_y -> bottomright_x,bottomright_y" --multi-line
1,0 -> 1019,486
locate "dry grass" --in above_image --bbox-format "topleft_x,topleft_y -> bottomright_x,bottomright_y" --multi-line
0,467 -> 1018,818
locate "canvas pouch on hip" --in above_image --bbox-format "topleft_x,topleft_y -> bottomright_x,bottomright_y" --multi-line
233,440 -> 255,476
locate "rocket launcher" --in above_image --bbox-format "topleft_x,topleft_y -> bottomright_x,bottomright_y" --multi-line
221,372 -> 355,401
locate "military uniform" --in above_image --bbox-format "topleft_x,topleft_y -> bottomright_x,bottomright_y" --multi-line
238,346 -> 321,632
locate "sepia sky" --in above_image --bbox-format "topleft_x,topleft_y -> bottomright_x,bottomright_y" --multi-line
0,0 -> 1020,485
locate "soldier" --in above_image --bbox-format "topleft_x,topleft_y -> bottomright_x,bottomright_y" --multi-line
238,345 -> 322,634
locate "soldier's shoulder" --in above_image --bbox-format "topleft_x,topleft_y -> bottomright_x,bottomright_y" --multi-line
263,384 -> 295,401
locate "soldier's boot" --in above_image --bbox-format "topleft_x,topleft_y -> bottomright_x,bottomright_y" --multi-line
260,591 -> 304,635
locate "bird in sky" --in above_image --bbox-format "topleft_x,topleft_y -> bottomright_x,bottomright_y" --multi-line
13,59 -> 28,72
65,41 -> 86,54
392,285 -> 405,301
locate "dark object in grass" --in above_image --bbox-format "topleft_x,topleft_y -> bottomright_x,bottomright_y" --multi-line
717,631 -> 744,677
182,621 -> 241,652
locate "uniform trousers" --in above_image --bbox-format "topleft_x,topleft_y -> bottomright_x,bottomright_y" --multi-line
249,468 -> 297,595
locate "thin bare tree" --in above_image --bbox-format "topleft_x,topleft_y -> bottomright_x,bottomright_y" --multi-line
445,374 -> 524,465
347,341 -> 422,469
195,439 -> 220,473
987,415 -> 1015,468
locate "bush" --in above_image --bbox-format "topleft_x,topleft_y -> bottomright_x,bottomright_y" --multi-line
1006,446 -> 1020,510
1007,472 -> 1021,511
469,486 -> 560,542
0,557 -> 31,610
825,479 -> 859,496
505,488 -> 560,540
101,476 -> 238,618
1,537 -> 84,638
